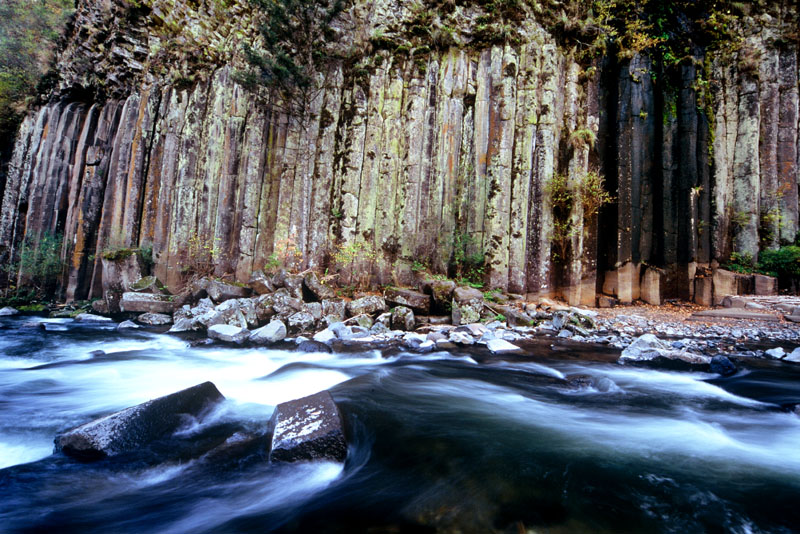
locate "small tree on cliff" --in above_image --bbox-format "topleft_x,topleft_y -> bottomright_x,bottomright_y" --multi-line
239,0 -> 346,120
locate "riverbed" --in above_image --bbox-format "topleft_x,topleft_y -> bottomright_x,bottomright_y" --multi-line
1,316 -> 799,533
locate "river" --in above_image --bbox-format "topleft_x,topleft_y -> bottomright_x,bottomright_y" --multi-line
1,316 -> 799,533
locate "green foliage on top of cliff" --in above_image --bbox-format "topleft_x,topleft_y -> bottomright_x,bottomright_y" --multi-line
238,0 -> 347,118
0,0 -> 74,159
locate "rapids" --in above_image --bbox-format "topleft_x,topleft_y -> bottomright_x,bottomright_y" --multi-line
1,316 -> 799,533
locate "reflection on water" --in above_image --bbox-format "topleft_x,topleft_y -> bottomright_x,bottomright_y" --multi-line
1,316 -> 799,533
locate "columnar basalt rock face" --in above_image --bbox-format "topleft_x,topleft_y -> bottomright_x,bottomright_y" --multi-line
1,0 -> 799,307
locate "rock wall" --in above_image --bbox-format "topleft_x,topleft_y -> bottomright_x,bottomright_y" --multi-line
1,0 -> 799,306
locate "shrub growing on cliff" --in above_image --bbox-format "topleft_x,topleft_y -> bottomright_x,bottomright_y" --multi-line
238,0 -> 346,118
0,0 -> 74,160
15,231 -> 64,298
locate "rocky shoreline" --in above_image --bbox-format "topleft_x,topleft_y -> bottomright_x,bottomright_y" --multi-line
4,269 -> 800,372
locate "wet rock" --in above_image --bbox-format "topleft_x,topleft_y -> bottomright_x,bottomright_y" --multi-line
385,287 -> 431,314
287,311 -> 316,334
55,382 -> 225,460
297,340 -> 332,353
455,323 -> 488,337
74,313 -> 113,323
117,320 -> 140,330
168,317 -> 195,333
248,270 -> 274,295
129,276 -> 168,294
249,320 -> 287,345
347,296 -> 386,317
620,334 -> 669,360
486,338 -> 522,354
449,331 -> 475,345
120,292 -> 176,314
765,347 -> 785,359
208,324 -> 249,344
207,279 -> 252,303
136,313 -> 172,326
557,329 -> 572,338
269,390 -> 347,463
710,355 -> 737,376
785,348 -> 800,363
303,272 -> 335,301
451,287 -> 484,325
391,306 -> 415,331
402,332 -> 428,350
313,328 -> 337,344
436,338 -> 458,350
0,306 -> 19,316
328,322 -> 350,339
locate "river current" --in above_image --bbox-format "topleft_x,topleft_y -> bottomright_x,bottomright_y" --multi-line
1,316 -> 799,533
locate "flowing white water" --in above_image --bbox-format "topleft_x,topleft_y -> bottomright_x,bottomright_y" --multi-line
1,316 -> 799,533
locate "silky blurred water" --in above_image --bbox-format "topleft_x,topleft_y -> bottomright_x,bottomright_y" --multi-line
1,316 -> 799,533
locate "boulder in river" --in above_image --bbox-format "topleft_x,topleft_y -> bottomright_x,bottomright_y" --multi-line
710,355 -> 737,376
55,382 -> 225,460
0,306 -> 19,316
208,324 -> 250,344
74,313 -> 113,323
249,320 -> 287,344
269,390 -> 347,463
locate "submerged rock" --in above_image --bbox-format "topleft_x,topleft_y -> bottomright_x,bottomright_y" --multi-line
74,313 -> 113,323
269,390 -> 347,463
55,382 -> 225,460
710,355 -> 737,376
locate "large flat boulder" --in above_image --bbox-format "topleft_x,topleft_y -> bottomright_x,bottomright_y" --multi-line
346,295 -> 386,317
207,279 -> 252,303
55,382 -> 225,460
385,287 -> 431,314
120,292 -> 176,314
270,390 -> 347,463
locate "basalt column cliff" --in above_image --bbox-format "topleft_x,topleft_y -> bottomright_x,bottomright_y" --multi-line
1,0 -> 798,306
